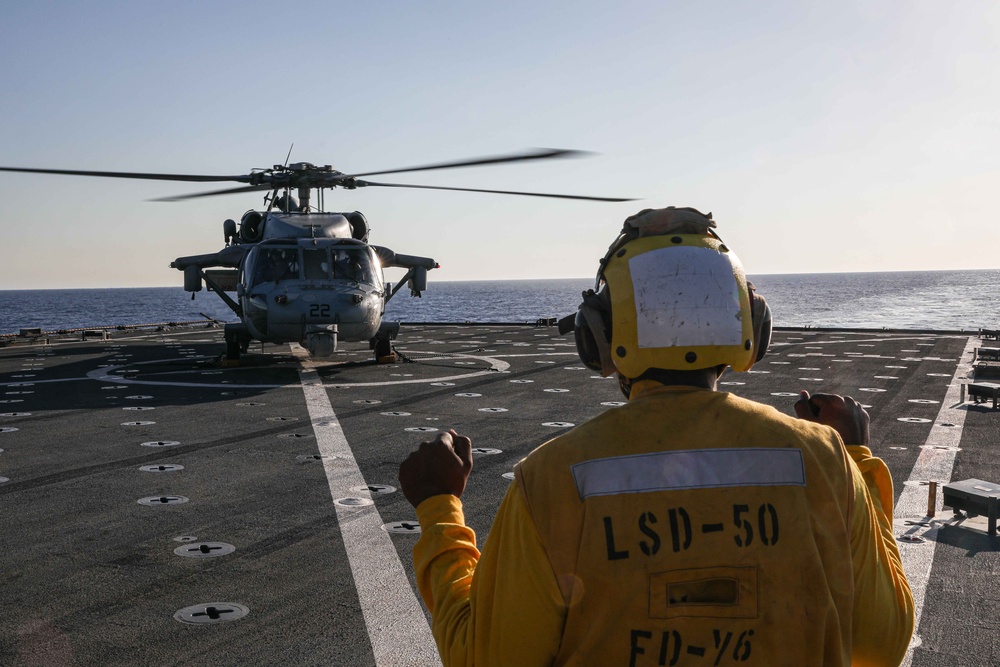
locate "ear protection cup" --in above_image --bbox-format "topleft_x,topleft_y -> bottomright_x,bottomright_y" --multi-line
748,284 -> 771,364
573,308 -> 602,372
573,288 -> 614,374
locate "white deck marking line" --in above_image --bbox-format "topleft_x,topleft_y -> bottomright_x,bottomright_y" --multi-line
82,353 -> 510,389
770,335 -> 960,347
894,336 -> 976,666
293,346 -> 441,667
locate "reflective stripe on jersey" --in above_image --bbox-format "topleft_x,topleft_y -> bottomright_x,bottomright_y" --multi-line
572,448 -> 806,499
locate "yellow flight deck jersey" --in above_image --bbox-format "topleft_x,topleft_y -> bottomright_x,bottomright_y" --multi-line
413,384 -> 914,666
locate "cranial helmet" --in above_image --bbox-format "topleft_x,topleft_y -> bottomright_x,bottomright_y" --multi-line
573,207 -> 771,381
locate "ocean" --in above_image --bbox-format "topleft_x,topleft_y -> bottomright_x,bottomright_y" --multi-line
1,270 -> 998,334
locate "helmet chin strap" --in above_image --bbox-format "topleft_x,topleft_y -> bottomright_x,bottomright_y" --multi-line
618,374 -> 632,398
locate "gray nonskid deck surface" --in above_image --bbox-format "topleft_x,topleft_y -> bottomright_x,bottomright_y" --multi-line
0,325 -> 995,666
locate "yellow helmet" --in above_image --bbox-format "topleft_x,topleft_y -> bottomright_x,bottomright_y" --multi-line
572,207 -> 771,379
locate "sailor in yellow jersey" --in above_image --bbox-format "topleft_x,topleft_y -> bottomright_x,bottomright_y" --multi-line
399,207 -> 914,666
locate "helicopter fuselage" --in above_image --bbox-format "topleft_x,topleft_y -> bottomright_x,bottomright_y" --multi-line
171,209 -> 437,360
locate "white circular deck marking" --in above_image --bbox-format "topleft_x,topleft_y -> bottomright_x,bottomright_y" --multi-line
455,393 -> 482,397
351,484 -> 396,495
543,421 -> 575,428
174,542 -> 236,558
908,399 -> 940,404
0,427 -> 18,433
544,388 -> 570,393
138,495 -> 188,505
141,440 -> 180,447
478,407 -> 508,413
898,417 -> 932,423
174,603 -> 249,625
382,521 -> 422,534
335,497 -> 374,508
405,426 -> 439,433
510,379 -> 533,384
601,401 -> 627,407
140,464 -> 184,472
472,448 -> 502,455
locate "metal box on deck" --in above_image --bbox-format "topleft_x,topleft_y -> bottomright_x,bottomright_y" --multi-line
943,478 -> 1000,535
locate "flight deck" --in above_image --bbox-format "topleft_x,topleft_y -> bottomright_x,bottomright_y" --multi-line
0,324 -> 997,666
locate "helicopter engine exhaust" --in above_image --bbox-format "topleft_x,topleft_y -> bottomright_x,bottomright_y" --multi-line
305,324 -> 338,357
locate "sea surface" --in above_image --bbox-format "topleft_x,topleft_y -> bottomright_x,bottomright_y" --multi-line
1,270 -> 998,334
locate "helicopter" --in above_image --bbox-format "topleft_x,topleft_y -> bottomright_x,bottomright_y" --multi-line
0,149 -> 631,364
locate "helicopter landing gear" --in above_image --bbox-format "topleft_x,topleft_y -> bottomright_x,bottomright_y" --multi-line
370,321 -> 400,364
373,337 -> 396,364
223,323 -> 252,367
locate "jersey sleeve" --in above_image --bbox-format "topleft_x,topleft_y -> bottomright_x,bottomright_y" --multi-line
413,484 -> 567,667
844,444 -> 915,666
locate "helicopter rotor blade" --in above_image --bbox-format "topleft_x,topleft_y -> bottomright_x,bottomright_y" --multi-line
151,184 -> 275,202
0,165 -> 253,183
348,148 -> 588,178
356,179 -> 635,202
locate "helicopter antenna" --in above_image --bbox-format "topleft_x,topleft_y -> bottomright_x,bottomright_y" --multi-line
264,144 -> 295,212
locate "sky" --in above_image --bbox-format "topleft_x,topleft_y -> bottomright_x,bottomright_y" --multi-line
1,0 -> 998,289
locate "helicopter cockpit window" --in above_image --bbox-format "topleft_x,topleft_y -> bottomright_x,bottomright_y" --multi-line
331,248 -> 378,285
253,248 -> 299,284
302,248 -> 329,280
